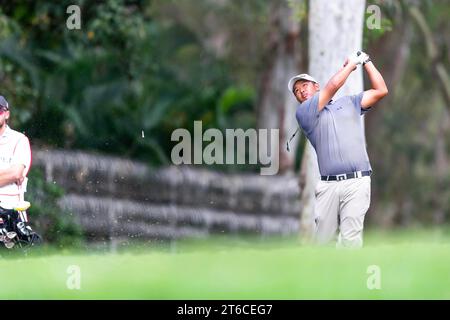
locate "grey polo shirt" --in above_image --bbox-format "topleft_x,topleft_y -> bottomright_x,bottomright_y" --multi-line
295,92 -> 372,176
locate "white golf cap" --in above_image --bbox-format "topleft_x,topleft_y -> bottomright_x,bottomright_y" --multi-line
287,74 -> 318,92
0,95 -> 9,110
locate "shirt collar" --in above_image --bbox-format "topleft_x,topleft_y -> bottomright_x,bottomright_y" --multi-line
0,125 -> 11,139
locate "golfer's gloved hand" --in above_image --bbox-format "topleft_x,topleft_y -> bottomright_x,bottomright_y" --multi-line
347,52 -> 362,66
357,51 -> 370,65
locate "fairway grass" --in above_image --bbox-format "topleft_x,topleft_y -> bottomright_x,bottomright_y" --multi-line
1,230 -> 450,299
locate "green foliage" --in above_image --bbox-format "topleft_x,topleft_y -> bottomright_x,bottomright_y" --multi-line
363,0 -> 394,48
26,168 -> 84,248
217,86 -> 255,129
287,0 -> 308,23
0,0 -> 250,167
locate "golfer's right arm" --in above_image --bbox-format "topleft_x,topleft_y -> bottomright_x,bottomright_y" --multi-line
318,60 -> 357,111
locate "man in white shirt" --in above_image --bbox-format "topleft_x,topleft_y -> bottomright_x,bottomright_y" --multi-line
0,95 -> 32,208
0,95 -> 40,248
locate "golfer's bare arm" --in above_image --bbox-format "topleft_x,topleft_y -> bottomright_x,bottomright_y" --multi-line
361,62 -> 388,108
0,164 -> 25,187
318,62 -> 357,111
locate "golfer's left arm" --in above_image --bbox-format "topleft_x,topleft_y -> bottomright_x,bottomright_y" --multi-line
361,61 -> 388,108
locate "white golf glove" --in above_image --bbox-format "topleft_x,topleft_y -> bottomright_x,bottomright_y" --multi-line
357,51 -> 371,65
348,52 -> 362,66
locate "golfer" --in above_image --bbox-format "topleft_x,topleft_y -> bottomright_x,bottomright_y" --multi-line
288,52 -> 388,247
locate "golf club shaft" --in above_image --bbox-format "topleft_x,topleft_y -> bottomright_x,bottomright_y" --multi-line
286,127 -> 300,152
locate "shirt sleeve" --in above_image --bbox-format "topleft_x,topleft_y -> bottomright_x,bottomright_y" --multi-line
295,92 -> 320,134
11,135 -> 32,176
350,91 -> 372,115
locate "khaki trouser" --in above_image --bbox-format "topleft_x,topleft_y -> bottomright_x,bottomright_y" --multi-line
313,176 -> 371,248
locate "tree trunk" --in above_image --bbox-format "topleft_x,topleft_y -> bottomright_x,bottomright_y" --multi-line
299,0 -> 366,240
257,0 -> 302,174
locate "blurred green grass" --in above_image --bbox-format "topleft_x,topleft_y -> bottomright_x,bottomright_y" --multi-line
1,228 -> 450,299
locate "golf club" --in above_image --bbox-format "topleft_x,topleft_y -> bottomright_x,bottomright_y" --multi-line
286,127 -> 300,152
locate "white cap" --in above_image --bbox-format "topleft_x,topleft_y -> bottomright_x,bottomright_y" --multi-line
287,74 -> 318,92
